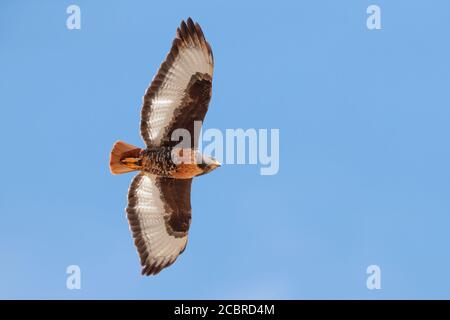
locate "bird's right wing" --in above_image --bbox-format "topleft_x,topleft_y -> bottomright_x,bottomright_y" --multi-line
126,173 -> 192,275
140,18 -> 214,148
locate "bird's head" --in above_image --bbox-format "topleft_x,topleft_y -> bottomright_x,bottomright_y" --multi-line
197,155 -> 221,175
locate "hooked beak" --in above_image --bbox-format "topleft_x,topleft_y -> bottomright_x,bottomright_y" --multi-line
210,160 -> 221,169
197,159 -> 221,177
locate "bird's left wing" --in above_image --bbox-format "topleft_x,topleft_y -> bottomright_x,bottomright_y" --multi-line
140,18 -> 214,148
126,173 -> 192,275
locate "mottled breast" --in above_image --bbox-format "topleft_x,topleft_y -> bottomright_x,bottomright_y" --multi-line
141,147 -> 203,179
141,147 -> 177,177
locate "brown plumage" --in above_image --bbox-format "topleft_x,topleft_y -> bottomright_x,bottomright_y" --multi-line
109,18 -> 220,276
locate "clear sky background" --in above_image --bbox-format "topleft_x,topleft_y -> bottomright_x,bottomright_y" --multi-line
1,0 -> 450,299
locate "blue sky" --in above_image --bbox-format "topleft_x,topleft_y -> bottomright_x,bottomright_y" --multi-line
1,0 -> 450,299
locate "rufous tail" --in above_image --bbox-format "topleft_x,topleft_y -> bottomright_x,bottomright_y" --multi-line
110,141 -> 142,174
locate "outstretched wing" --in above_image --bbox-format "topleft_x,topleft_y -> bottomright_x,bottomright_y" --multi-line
126,173 -> 192,275
140,18 -> 214,148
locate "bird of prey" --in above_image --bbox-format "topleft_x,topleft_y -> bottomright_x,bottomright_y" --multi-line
110,18 -> 220,276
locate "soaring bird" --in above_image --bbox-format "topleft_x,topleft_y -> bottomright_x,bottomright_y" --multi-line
110,18 -> 219,276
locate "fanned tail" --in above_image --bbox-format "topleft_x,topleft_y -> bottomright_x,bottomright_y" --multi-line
110,141 -> 142,174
